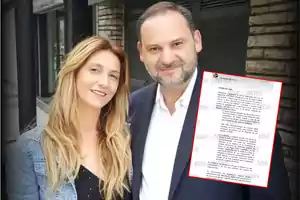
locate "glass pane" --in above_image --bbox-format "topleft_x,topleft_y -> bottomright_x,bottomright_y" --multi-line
58,18 -> 65,68
47,11 -> 57,95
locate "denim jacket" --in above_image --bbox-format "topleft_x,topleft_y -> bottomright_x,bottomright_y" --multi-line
6,127 -> 78,200
6,127 -> 133,200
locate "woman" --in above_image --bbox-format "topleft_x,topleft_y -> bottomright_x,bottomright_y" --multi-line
6,36 -> 132,200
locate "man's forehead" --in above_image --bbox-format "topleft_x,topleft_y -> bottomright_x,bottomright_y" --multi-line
141,10 -> 188,28
140,12 -> 191,44
142,36 -> 186,47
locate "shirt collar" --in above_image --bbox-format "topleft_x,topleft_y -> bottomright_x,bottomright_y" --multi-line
155,67 -> 198,108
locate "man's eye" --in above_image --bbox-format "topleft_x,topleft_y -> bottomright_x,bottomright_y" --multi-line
174,42 -> 182,47
149,47 -> 159,52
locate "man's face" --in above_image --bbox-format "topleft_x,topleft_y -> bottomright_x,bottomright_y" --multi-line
138,11 -> 202,87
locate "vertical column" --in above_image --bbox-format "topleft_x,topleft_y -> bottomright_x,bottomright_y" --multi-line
298,0 -> 300,198
95,1 -> 125,47
14,0 -> 37,132
36,14 -> 49,97
64,0 -> 94,53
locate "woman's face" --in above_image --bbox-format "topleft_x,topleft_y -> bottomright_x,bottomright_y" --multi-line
76,50 -> 121,109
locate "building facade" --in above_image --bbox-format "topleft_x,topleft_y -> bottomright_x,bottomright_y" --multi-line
89,2 -> 300,198
2,0 -> 299,199
246,1 -> 299,198
39,0 -> 300,199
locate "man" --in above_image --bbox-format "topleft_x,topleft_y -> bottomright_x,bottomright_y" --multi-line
128,1 -> 291,200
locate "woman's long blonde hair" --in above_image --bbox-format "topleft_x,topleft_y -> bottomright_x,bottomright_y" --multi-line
41,36 -> 131,200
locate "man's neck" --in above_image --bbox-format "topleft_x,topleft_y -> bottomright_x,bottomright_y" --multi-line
159,67 -> 197,114
160,81 -> 189,114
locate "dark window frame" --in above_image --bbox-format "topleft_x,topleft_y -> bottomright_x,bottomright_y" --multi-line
36,9 -> 66,98
297,0 -> 300,198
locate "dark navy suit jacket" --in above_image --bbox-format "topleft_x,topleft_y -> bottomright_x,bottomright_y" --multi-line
128,68 -> 291,200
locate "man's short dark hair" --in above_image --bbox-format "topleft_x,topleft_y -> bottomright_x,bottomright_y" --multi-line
136,1 -> 196,41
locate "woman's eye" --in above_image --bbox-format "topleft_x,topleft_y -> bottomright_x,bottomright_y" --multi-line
110,74 -> 119,79
90,68 -> 99,72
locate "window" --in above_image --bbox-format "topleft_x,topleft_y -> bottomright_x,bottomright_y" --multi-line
36,8 -> 65,98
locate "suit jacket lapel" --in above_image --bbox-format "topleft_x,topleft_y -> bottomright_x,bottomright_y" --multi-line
168,69 -> 202,200
130,83 -> 157,200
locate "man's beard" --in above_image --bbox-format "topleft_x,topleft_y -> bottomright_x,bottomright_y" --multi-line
147,58 -> 197,87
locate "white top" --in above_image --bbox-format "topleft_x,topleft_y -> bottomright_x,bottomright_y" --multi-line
139,68 -> 198,200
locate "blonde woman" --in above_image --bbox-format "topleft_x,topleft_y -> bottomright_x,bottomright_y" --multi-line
6,36 -> 132,200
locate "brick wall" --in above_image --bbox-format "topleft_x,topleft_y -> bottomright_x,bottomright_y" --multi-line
95,2 -> 124,47
246,0 -> 298,199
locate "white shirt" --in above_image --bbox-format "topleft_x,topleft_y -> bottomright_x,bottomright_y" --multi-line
139,68 -> 198,200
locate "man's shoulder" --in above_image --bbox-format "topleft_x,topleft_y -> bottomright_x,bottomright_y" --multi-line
128,83 -> 156,123
129,82 -> 156,106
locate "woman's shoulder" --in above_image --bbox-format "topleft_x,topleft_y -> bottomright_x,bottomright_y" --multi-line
17,126 -> 43,146
14,127 -> 45,159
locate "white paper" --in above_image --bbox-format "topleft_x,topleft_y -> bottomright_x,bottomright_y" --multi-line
189,71 -> 282,188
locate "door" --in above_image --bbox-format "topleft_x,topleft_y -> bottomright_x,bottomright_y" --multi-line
195,0 -> 249,76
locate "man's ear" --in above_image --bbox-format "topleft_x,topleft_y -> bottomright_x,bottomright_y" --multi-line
137,41 -> 144,62
194,30 -> 202,53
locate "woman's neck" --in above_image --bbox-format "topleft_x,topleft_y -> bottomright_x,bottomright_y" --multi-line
77,103 -> 101,139
76,103 -> 103,176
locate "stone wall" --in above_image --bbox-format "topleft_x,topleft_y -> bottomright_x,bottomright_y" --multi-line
246,0 -> 298,199
95,2 -> 124,47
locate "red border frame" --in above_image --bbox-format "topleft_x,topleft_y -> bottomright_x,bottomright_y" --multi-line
188,70 -> 282,188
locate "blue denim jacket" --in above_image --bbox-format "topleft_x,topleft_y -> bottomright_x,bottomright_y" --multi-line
6,127 -> 78,200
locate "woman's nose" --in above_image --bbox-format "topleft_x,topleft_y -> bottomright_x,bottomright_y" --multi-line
96,73 -> 109,87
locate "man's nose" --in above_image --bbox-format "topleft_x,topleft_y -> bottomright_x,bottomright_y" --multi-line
160,48 -> 175,65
